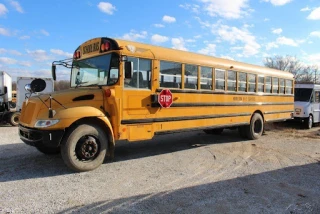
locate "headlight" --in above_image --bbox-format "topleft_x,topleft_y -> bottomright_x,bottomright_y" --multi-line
35,120 -> 59,128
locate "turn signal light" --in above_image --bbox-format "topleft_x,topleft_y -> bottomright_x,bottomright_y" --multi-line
73,50 -> 81,59
101,42 -> 110,52
105,89 -> 111,97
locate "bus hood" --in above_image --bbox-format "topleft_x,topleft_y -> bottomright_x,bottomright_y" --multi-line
19,88 -> 105,126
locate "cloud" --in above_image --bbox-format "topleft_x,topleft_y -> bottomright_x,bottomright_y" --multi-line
0,27 -> 10,36
0,57 -> 17,65
9,0 -> 24,13
19,35 -> 30,40
200,0 -> 251,19
264,18 -> 270,22
171,37 -> 187,51
198,43 -> 216,56
276,36 -> 298,46
272,28 -> 282,34
122,30 -> 147,41
0,3 -> 8,16
179,4 -> 200,13
300,6 -> 311,12
50,49 -> 73,58
40,29 -> 50,36
310,31 -> 320,38
216,24 -> 260,56
153,24 -> 165,28
151,34 -> 169,43
162,15 -> 176,23
266,42 -> 279,50
307,7 -> 320,20
19,61 -> 31,67
98,2 -> 116,15
26,49 -> 51,61
262,0 -> 292,6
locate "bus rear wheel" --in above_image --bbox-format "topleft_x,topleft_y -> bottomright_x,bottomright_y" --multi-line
245,113 -> 264,140
61,124 -> 107,172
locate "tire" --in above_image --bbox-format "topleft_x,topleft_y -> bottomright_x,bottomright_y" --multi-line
35,144 -> 60,155
61,124 -> 108,172
203,128 -> 224,135
245,113 -> 264,140
304,115 -> 313,129
8,112 -> 20,126
238,126 -> 247,138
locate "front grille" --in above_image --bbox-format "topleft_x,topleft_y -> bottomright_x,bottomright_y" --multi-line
19,129 -> 42,141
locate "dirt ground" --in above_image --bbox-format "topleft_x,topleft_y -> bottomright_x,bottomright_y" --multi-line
0,122 -> 320,213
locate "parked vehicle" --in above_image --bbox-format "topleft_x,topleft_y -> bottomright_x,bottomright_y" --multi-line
16,76 -> 54,112
0,71 -> 20,126
293,83 -> 320,129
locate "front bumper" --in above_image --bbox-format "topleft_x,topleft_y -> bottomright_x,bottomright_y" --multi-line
19,125 -> 65,148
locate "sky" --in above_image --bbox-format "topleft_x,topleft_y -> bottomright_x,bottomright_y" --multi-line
0,0 -> 320,81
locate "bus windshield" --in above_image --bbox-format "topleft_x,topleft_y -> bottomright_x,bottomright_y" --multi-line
70,53 -> 119,87
294,88 -> 313,102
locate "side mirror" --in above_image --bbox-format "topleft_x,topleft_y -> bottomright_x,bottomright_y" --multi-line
4,86 -> 7,94
30,79 -> 47,93
25,84 -> 32,92
52,65 -> 56,81
124,61 -> 133,79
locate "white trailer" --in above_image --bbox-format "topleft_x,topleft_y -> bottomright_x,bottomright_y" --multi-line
293,83 -> 320,129
16,77 -> 54,111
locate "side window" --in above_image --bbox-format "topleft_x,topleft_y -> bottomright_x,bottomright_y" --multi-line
185,64 -> 198,89
238,72 -> 247,92
279,79 -> 285,94
265,77 -> 272,93
200,66 -> 212,90
315,91 -> 320,103
159,61 -> 182,89
258,76 -> 264,93
285,80 -> 293,94
227,70 -> 236,91
124,57 -> 151,89
248,74 -> 256,92
215,69 -> 225,90
272,77 -> 279,94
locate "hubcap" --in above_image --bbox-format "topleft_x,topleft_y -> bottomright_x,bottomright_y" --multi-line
76,136 -> 99,161
254,120 -> 262,134
309,116 -> 312,128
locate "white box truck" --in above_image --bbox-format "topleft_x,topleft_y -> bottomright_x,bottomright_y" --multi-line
293,83 -> 320,129
0,71 -> 19,126
16,77 -> 54,111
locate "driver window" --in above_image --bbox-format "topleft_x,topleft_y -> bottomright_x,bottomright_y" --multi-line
124,57 -> 151,89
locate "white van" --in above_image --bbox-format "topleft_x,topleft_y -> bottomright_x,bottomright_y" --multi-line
293,83 -> 320,129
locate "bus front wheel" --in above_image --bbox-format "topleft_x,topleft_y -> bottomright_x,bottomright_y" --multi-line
245,113 -> 264,140
61,124 -> 108,172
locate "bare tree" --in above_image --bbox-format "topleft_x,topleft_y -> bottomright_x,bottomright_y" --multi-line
264,55 -> 319,83
54,80 -> 70,91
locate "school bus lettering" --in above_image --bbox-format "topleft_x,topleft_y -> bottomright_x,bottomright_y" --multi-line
82,42 -> 100,54
18,36 -> 294,172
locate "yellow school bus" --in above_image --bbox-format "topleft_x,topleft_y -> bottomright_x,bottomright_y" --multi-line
18,37 -> 294,172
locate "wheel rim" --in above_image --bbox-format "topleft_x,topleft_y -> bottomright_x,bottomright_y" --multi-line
308,116 -> 312,128
75,135 -> 100,161
254,119 -> 263,134
13,115 -> 19,123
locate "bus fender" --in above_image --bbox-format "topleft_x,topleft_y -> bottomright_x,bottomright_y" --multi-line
54,107 -> 115,159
